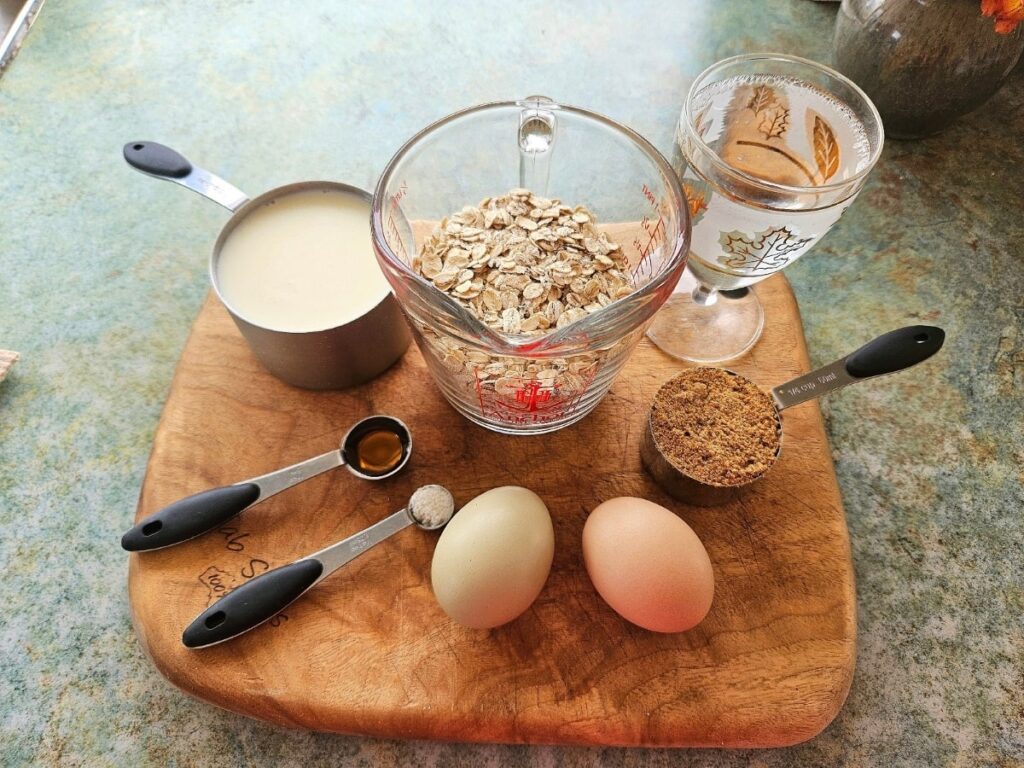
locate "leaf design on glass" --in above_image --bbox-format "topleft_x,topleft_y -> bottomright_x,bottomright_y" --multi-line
693,102 -> 713,138
813,115 -> 840,182
758,106 -> 789,140
718,226 -> 813,274
747,85 -> 775,115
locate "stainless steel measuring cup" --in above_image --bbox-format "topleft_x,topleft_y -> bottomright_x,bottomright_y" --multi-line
642,325 -> 945,506
121,415 -> 412,551
123,141 -> 411,389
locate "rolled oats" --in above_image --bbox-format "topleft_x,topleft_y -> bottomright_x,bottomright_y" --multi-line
414,189 -> 632,335
412,189 -> 637,424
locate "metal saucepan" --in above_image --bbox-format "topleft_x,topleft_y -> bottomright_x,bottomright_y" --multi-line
123,141 -> 411,389
642,325 -> 946,506
121,415 -> 412,551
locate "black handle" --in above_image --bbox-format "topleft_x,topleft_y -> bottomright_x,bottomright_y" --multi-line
123,141 -> 192,178
182,558 -> 324,648
121,483 -> 260,552
845,325 -> 945,379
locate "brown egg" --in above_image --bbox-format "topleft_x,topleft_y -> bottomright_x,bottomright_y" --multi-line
582,497 -> 714,633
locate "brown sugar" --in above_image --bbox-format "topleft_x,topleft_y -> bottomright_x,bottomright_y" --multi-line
649,368 -> 782,487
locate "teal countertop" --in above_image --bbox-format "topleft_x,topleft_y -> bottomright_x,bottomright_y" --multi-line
1,1 -> 1021,765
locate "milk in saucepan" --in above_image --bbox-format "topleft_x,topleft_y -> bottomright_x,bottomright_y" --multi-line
217,189 -> 389,333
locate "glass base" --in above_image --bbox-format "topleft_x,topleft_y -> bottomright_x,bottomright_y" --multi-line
647,285 -> 765,364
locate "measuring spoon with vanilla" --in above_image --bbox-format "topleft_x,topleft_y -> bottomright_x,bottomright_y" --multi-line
121,416 -> 412,551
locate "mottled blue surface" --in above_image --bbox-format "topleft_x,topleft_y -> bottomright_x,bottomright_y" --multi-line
1,1 -> 1021,765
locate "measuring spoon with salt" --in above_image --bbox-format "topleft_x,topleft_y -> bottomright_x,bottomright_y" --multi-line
120,415 -> 411,552
181,484 -> 455,648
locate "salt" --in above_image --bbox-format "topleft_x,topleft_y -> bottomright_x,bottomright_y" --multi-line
409,485 -> 454,528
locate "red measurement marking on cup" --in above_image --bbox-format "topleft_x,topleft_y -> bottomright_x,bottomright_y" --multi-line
514,381 -> 552,411
634,215 -> 665,259
389,180 -> 408,210
475,366 -> 597,426
385,180 -> 410,261
632,183 -> 665,281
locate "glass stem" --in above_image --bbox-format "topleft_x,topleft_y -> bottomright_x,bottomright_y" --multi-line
691,282 -> 719,307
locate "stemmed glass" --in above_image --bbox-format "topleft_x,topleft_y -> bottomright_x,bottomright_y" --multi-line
647,53 -> 884,363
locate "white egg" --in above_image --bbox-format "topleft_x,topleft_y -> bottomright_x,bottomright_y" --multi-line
430,486 -> 554,629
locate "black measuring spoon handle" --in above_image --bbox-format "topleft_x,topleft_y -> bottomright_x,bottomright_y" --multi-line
773,325 -> 946,410
845,325 -> 945,379
123,141 -> 193,179
182,559 -> 324,648
120,484 -> 260,552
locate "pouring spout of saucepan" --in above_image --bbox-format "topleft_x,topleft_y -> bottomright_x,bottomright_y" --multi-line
771,325 -> 945,411
123,141 -> 250,212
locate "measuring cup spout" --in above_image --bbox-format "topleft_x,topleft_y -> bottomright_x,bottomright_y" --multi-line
123,141 -> 250,212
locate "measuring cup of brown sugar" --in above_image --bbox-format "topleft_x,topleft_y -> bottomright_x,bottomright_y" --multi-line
642,326 -> 944,506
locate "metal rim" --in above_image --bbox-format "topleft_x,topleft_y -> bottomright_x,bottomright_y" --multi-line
340,414 -> 412,481
405,484 -> 455,530
646,368 -> 783,491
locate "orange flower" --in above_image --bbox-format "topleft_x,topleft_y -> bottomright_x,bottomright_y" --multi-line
688,193 -> 707,220
981,0 -> 1024,34
682,182 -> 708,221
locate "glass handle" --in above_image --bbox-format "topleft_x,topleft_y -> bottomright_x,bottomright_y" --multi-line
517,95 -> 556,195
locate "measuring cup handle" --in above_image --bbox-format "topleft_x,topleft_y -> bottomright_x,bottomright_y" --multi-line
123,141 -> 192,178
772,325 -> 945,410
123,141 -> 250,211
182,558 -> 324,648
845,325 -> 945,379
120,484 -> 260,552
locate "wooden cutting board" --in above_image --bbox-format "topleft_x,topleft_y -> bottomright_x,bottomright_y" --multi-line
128,273 -> 855,748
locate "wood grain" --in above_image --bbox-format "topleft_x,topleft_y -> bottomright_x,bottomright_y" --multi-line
127,273 -> 855,748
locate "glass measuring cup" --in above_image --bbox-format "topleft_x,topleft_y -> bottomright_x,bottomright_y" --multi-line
371,97 -> 690,435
